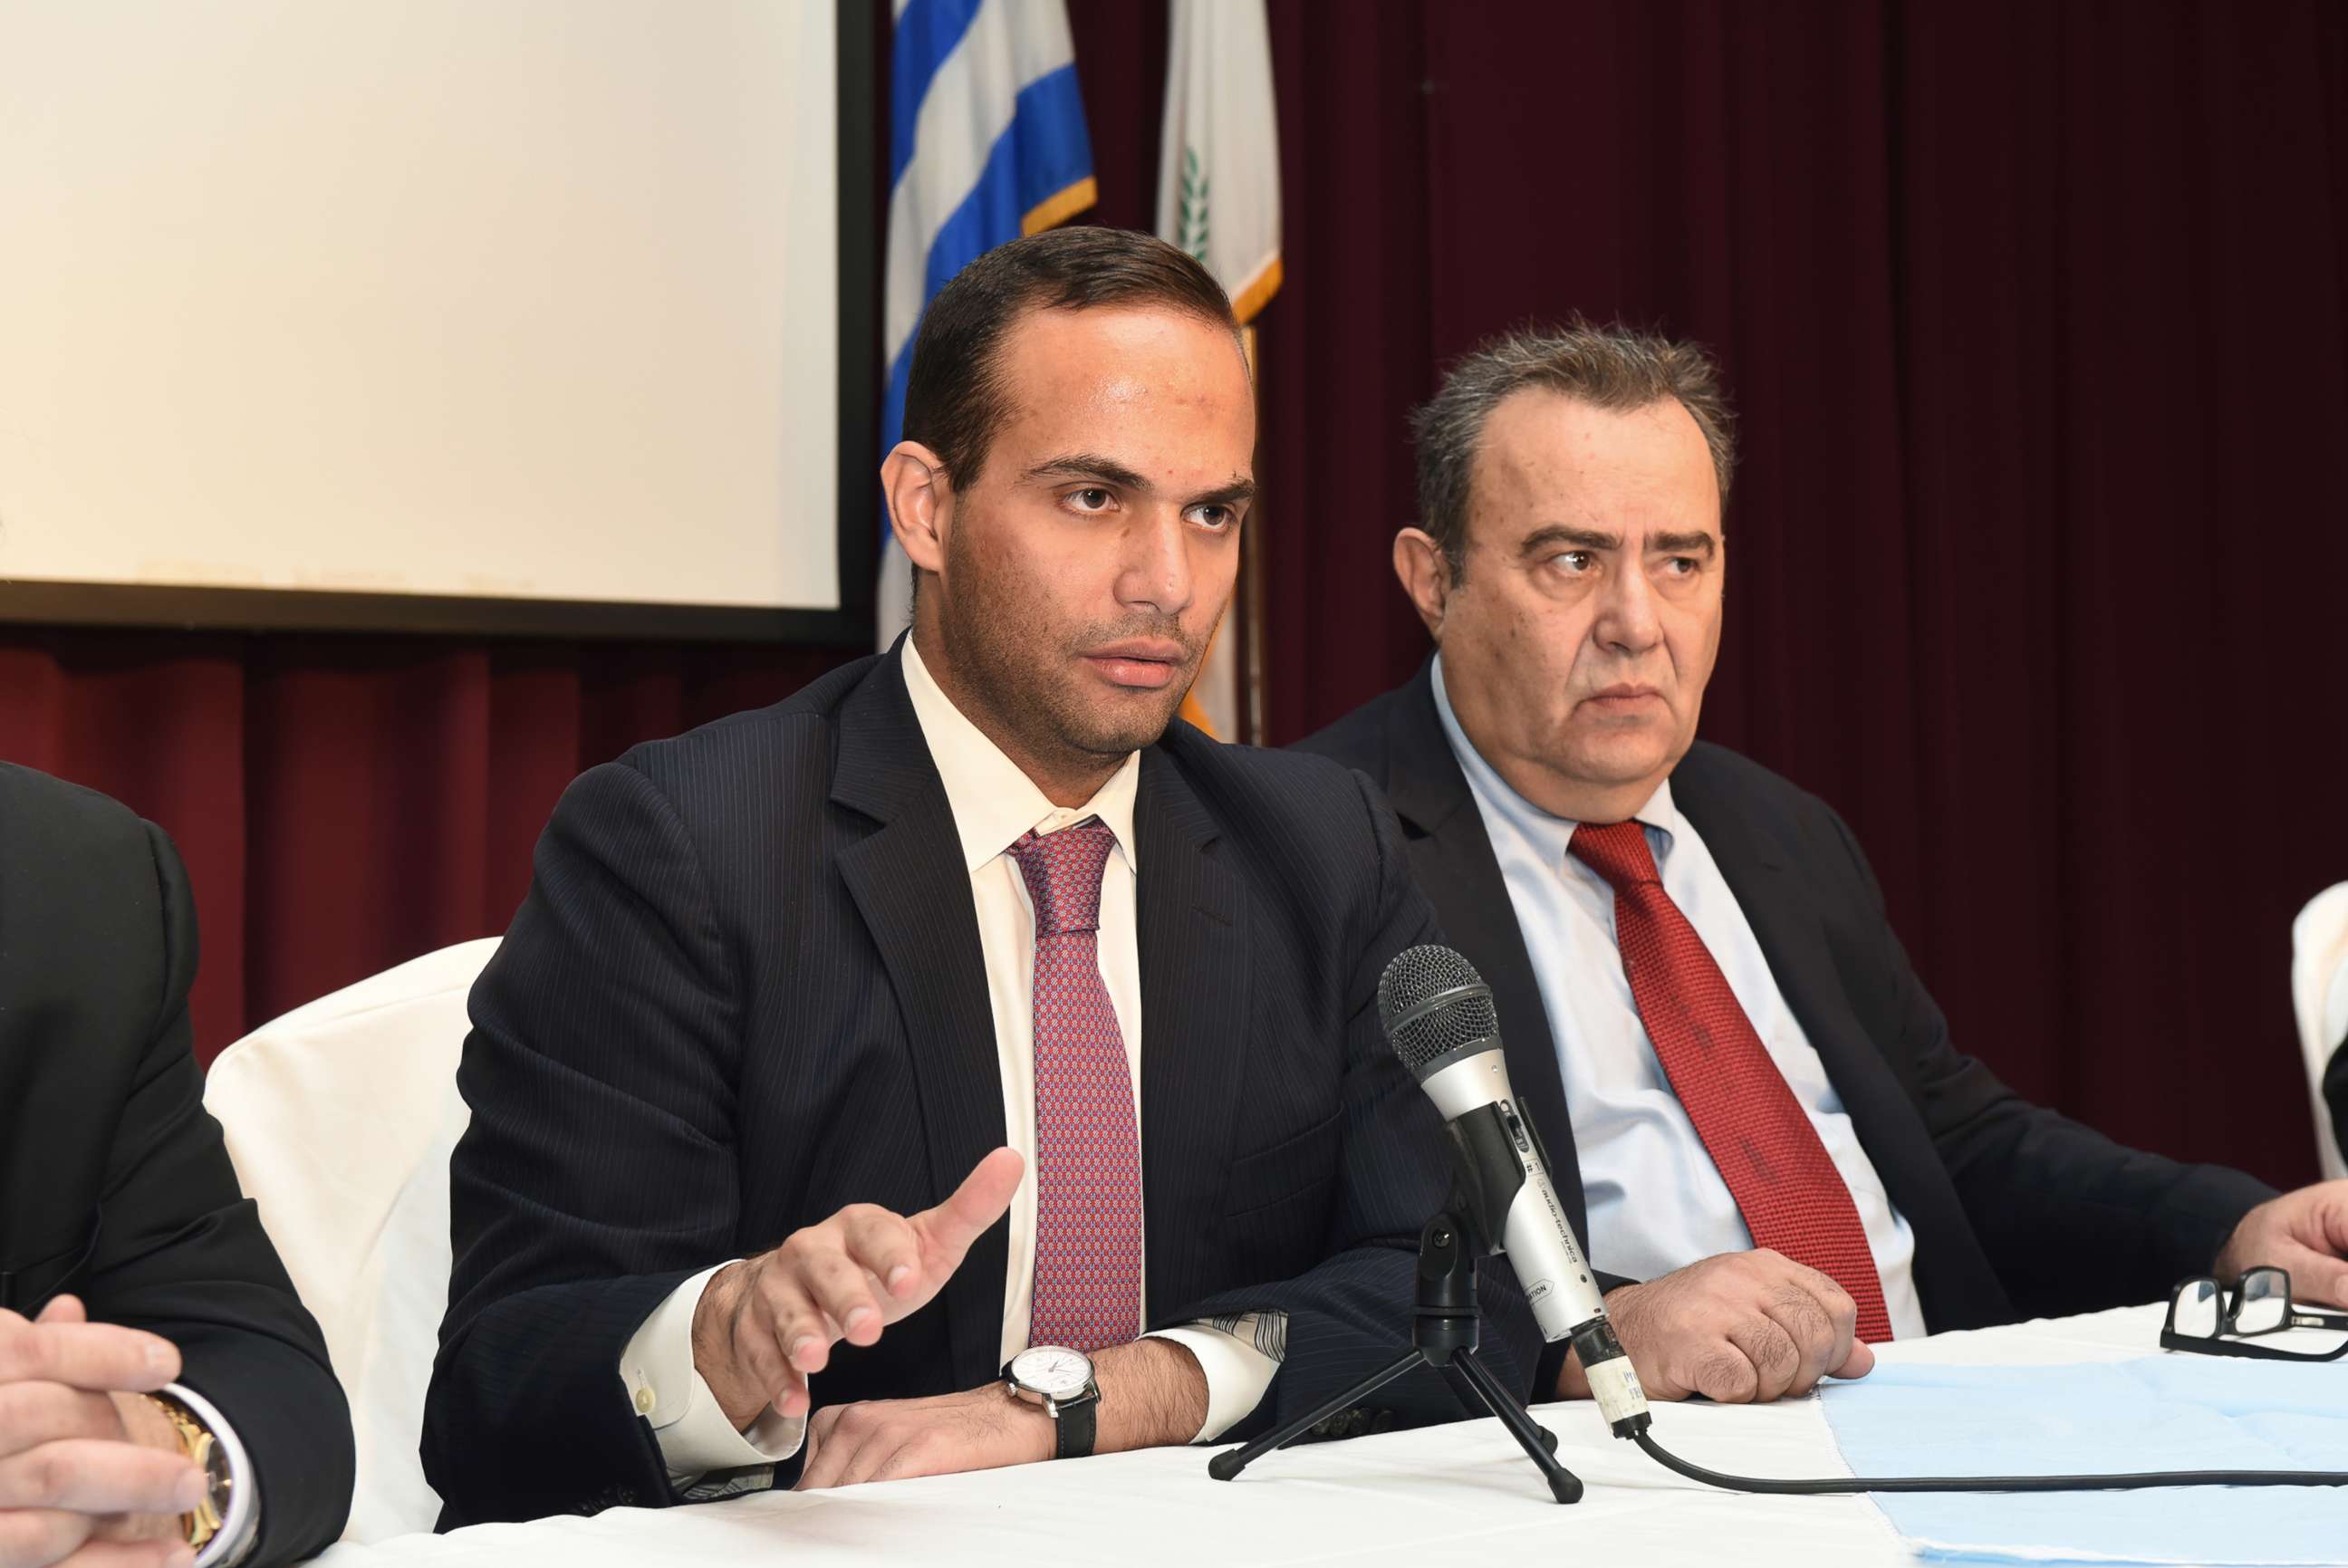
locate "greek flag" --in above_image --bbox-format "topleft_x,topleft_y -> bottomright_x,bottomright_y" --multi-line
876,0 -> 1096,648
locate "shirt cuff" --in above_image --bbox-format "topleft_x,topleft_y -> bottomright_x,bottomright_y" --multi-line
1145,1313 -> 1285,1442
162,1381 -> 256,1568
620,1263 -> 807,1489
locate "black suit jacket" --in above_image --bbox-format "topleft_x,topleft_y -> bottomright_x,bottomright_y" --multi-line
426,647 -> 1536,1527
0,765 -> 354,1567
1298,665 -> 2276,1336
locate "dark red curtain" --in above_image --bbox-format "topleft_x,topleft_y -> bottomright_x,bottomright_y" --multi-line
0,633 -> 856,1066
5,1 -> 2343,1192
1070,0 -> 2348,1190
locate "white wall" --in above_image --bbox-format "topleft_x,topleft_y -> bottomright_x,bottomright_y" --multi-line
0,0 -> 841,612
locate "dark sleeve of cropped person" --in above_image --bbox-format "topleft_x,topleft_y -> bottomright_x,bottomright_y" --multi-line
0,763 -> 355,1567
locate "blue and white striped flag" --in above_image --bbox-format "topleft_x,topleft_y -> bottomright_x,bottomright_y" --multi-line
877,0 -> 1096,649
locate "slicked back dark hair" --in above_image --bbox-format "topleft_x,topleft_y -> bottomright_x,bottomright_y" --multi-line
1411,322 -> 1737,583
902,226 -> 1242,489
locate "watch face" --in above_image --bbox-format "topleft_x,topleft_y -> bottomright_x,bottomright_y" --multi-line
1010,1345 -> 1092,1400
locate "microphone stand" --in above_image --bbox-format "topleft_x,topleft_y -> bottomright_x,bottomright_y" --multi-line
1208,1211 -> 1584,1504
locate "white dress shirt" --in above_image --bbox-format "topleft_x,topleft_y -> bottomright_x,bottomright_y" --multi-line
619,639 -> 1279,1488
1432,658 -> 1929,1339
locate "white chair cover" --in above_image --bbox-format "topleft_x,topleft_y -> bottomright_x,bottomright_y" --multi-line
2289,883 -> 2348,1182
204,938 -> 496,1544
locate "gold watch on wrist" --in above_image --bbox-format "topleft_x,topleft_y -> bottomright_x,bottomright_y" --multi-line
143,1392 -> 229,1553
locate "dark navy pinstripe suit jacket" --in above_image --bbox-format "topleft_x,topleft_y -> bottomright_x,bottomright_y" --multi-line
423,645 -> 1537,1526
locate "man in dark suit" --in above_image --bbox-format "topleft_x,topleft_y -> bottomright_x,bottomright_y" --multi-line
425,228 -> 1537,1527
1302,323 -> 2348,1409
0,764 -> 354,1568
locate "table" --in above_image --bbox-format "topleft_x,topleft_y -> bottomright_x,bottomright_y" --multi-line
310,1304 -> 2223,1568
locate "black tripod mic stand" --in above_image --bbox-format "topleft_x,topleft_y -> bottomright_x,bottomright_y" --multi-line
1207,1213 -> 1585,1504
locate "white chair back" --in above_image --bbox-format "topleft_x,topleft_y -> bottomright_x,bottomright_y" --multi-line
204,938 -> 496,1544
2289,883 -> 2348,1182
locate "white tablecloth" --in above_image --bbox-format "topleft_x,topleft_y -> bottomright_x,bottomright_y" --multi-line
315,1304 -> 2190,1568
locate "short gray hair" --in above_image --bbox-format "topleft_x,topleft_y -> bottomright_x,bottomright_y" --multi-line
1410,322 -> 1737,582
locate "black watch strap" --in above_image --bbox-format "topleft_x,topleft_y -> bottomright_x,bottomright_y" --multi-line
1054,1390 -> 1098,1459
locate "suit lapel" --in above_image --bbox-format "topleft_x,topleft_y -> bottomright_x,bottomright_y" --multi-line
1133,747 -> 1249,1320
1380,667 -> 1593,1253
829,651 -> 1008,1388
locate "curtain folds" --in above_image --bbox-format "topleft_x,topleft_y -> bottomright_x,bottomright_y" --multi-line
3,2 -> 2342,1189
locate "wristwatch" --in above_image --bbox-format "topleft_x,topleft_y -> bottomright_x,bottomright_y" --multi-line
143,1394 -> 223,1553
1003,1345 -> 1101,1459
143,1384 -> 255,1567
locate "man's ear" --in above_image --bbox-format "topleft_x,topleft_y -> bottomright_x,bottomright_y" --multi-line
880,442 -> 951,577
1392,527 -> 1453,640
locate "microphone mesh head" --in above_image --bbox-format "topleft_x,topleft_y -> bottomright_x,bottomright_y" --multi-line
1377,944 -> 1499,1074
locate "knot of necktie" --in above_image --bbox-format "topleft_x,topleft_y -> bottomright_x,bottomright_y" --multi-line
1009,817 -> 1115,937
1568,819 -> 1663,891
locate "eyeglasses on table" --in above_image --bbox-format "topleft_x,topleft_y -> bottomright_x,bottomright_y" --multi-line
2161,1266 -> 2348,1361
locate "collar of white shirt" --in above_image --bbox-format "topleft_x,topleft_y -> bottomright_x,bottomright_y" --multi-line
1429,651 -> 1680,865
900,634 -> 1141,875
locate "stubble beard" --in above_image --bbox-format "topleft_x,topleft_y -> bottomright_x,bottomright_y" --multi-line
937,521 -> 1202,774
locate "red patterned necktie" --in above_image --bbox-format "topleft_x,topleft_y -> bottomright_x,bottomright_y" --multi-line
1009,817 -> 1143,1352
1570,820 -> 1895,1343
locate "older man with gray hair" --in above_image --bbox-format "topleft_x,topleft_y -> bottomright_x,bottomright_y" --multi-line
1300,322 -> 2348,1408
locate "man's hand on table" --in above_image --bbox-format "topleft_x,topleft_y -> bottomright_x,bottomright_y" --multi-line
0,1295 -> 202,1568
1555,1249 -> 1876,1405
2215,1179 -> 2348,1305
686,1144 -> 1214,1489
794,1337 -> 1208,1490
691,1148 -> 1027,1429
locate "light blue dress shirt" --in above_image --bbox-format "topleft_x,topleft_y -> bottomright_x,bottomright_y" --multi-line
1432,657 -> 1928,1338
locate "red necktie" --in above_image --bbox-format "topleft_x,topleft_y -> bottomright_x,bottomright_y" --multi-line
1570,820 -> 1895,1343
1010,818 -> 1143,1352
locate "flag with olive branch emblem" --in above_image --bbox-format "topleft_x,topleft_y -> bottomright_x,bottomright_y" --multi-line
1157,0 -> 1281,740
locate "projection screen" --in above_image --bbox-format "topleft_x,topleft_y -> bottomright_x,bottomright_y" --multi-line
0,0 -> 875,640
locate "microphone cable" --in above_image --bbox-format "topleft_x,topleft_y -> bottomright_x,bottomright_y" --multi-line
1619,1415 -> 2348,1494
1371,948 -> 2348,1499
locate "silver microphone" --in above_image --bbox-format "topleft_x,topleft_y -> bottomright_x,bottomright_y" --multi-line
1378,944 -> 1650,1433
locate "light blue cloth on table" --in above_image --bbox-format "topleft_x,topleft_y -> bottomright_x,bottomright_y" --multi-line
1816,1358 -> 2348,1564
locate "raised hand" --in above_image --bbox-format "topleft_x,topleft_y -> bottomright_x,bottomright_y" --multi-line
691,1147 -> 1025,1428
